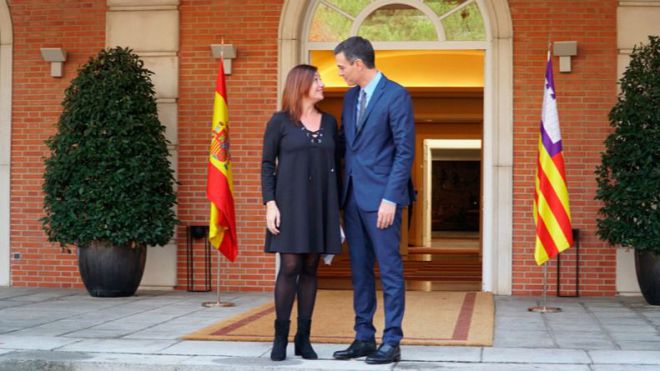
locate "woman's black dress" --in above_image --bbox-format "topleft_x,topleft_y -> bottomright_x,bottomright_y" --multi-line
261,111 -> 342,254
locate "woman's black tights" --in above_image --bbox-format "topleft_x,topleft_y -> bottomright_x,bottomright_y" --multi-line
274,253 -> 320,321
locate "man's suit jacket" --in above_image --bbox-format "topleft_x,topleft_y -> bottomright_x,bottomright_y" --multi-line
339,74 -> 415,212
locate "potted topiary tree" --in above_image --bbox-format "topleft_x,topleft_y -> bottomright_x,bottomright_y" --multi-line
595,35 -> 660,305
42,47 -> 178,297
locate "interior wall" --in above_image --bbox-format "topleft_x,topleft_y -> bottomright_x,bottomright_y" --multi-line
318,91 -> 483,248
412,121 -> 482,246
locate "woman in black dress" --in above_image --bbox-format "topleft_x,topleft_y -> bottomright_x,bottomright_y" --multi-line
261,64 -> 342,361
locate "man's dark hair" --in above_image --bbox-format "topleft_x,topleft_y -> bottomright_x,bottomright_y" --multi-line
334,36 -> 375,69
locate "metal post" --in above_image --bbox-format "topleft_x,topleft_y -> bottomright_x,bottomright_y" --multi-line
557,228 -> 580,297
528,261 -> 561,313
202,253 -> 235,308
187,225 -> 211,292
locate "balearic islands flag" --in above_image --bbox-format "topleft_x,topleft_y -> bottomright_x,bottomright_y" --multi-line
533,51 -> 573,265
207,60 -> 238,262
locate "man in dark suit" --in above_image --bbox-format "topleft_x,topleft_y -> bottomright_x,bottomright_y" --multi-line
332,36 -> 415,365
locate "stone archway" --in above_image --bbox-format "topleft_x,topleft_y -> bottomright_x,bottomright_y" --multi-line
0,0 -> 12,286
278,0 -> 513,294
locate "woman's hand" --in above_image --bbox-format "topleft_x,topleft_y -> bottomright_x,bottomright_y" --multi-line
266,200 -> 281,235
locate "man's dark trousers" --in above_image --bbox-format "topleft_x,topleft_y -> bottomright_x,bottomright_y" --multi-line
344,186 -> 404,346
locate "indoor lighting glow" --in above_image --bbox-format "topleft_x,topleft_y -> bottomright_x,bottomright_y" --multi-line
311,50 -> 484,88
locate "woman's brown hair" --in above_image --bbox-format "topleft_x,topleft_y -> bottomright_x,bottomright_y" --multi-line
281,64 -> 318,122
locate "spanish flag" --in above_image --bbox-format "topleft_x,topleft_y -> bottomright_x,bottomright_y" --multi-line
207,60 -> 238,262
533,51 -> 573,265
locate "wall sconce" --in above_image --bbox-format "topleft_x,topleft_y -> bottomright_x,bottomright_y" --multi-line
553,41 -> 578,73
40,48 -> 67,78
210,44 -> 236,75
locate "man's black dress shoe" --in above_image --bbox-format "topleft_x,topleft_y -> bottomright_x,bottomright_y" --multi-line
365,343 -> 401,364
332,339 -> 377,360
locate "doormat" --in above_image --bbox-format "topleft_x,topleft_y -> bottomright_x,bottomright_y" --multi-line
183,290 -> 493,346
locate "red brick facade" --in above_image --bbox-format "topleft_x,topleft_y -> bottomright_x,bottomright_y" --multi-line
177,0 -> 283,291
7,0 -> 619,295
9,0 -> 106,287
509,0 -> 617,296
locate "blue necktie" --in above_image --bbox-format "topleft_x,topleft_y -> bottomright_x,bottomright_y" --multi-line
356,90 -> 367,133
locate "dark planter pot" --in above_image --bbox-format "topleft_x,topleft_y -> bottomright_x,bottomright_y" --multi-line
634,250 -> 660,306
78,241 -> 147,297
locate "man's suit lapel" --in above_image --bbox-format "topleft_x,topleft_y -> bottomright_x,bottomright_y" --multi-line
355,76 -> 387,138
345,86 -> 359,148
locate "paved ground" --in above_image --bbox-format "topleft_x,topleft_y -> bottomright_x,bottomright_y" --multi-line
0,287 -> 659,370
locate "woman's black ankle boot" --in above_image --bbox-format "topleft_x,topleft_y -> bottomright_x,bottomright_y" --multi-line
294,317 -> 318,359
270,319 -> 290,361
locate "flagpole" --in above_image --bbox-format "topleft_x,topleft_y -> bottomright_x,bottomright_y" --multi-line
202,36 -> 235,308
202,252 -> 235,308
221,37 -> 225,60
529,37 -> 565,314
529,261 -> 561,313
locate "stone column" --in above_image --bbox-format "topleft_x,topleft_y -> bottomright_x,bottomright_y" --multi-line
615,0 -> 660,295
0,0 -> 13,286
106,0 -> 180,289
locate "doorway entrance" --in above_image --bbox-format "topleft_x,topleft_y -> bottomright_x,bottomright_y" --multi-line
316,76 -> 484,291
279,0 -> 514,294
306,1 -> 486,291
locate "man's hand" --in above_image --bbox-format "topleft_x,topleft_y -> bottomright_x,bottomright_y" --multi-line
266,201 -> 280,235
377,200 -> 396,229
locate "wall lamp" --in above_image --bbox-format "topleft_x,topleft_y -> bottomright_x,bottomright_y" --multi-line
553,41 -> 578,73
210,44 -> 236,75
40,48 -> 67,78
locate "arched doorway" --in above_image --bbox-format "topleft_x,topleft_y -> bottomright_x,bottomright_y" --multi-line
278,0 -> 513,294
0,0 -> 12,286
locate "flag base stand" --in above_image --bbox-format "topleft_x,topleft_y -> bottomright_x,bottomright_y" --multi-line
202,300 -> 235,308
201,253 -> 235,308
528,261 -> 561,313
528,305 -> 562,313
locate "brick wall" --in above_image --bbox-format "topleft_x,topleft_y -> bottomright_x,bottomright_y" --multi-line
8,0 -> 620,295
509,0 -> 618,295
9,0 -> 106,287
177,0 -> 283,292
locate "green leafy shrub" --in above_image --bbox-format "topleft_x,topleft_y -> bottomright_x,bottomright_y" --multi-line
595,36 -> 660,253
42,47 -> 178,250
